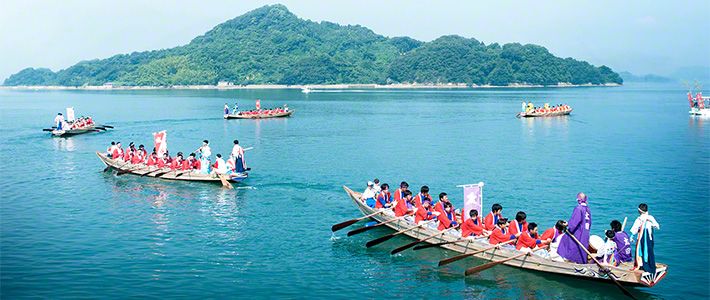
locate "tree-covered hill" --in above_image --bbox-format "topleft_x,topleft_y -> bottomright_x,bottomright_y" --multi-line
3,4 -> 622,86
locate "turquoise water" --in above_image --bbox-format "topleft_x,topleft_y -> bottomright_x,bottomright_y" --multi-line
0,84 -> 707,299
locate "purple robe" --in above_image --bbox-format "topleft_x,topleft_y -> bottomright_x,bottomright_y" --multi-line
557,203 -> 591,264
612,231 -> 632,262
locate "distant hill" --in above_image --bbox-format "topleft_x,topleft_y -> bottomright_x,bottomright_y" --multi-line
3,4 -> 622,87
619,71 -> 672,83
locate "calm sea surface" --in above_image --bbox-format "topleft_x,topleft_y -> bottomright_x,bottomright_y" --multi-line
0,84 -> 708,299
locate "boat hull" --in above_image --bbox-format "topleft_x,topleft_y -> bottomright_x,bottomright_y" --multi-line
52,126 -> 99,137
342,186 -> 666,287
689,108 -> 710,116
518,109 -> 572,118
224,110 -> 294,119
96,152 -> 247,183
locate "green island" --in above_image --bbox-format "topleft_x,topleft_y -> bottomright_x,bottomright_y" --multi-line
3,4 -> 622,87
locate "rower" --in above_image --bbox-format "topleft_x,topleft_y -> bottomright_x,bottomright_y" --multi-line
557,192 -> 592,264
211,153 -> 227,175
434,192 -> 455,218
138,145 -> 147,160
461,209 -> 488,238
394,190 -> 414,217
483,203 -> 503,231
54,113 -> 65,130
413,186 -> 432,209
375,183 -> 394,209
516,222 -> 547,251
631,203 -> 660,274
361,181 -> 377,208
170,152 -> 184,170
107,142 -> 116,157
157,153 -> 169,168
393,181 -> 409,203
489,218 -> 518,247
231,139 -> 247,172
189,153 -> 201,170
414,199 -> 439,225
508,211 -> 529,236
597,230 -> 620,266
113,142 -> 123,160
437,202 -> 458,230
541,220 -> 567,261
609,220 -> 632,263
146,151 -> 158,166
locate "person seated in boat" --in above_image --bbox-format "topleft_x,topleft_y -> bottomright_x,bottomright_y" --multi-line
437,202 -> 458,230
484,203 -> 503,231
415,199 -> 440,225
375,183 -> 394,209
107,142 -> 116,157
461,209 -> 488,238
526,103 -> 534,113
630,203 -> 660,274
284,104 -> 289,112
557,192 -> 592,264
112,142 -> 123,160
54,113 -> 65,130
394,190 -> 414,217
516,222 -> 548,251
489,218 -> 519,247
210,153 -> 228,175
196,140 -> 211,159
146,150 -> 158,166
508,211 -> 529,236
434,192 -> 455,220
609,220 -> 632,263
233,102 -> 238,114
541,220 -> 567,261
393,181 -> 409,203
131,147 -> 144,164
361,181 -> 378,208
123,143 -> 136,162
170,152 -> 184,170
413,186 -> 432,209
595,230 -> 620,266
157,153 -> 169,168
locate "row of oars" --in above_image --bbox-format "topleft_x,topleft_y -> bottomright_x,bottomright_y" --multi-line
104,161 -> 234,190
331,211 -> 637,299
42,124 -> 114,132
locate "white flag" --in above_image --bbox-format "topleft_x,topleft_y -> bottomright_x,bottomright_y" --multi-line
153,130 -> 167,157
462,183 -> 484,222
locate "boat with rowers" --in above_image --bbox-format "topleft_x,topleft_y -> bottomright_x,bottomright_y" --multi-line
340,185 -> 667,288
517,102 -> 572,118
225,109 -> 294,119
45,108 -> 113,137
97,152 -> 248,183
687,91 -> 709,116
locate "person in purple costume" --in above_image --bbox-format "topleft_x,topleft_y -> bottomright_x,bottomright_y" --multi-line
610,220 -> 633,263
557,192 -> 592,264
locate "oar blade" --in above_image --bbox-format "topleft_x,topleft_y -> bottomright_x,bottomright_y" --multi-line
390,240 -> 420,255
438,253 -> 473,267
332,218 -> 360,232
347,224 -> 381,236
464,253 -> 526,276
414,241 -> 451,251
365,234 -> 395,248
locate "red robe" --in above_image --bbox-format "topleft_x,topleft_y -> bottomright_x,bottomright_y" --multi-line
394,198 -> 410,217
375,191 -> 392,209
192,159 -> 201,170
156,158 -> 165,168
516,231 -> 541,250
146,155 -> 157,166
181,160 -> 191,171
508,220 -> 528,236
415,206 -> 435,223
489,227 -> 514,245
393,188 -> 405,203
540,228 -> 561,243
413,193 -> 430,209
112,148 -> 122,160
170,159 -> 181,170
437,210 -> 457,230
461,216 -> 484,237
483,212 -> 499,231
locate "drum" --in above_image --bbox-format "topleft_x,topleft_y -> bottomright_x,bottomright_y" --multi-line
588,235 -> 605,253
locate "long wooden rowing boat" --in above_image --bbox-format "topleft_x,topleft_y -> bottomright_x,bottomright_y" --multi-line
517,108 -> 572,118
96,152 -> 248,183
224,110 -> 294,119
51,126 -> 101,137
342,186 -> 667,287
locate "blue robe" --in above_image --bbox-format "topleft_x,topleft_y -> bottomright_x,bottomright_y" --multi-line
557,203 -> 591,264
635,221 -> 656,273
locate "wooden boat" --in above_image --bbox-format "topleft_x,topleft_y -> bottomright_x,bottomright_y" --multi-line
342,186 -> 667,287
51,126 -> 102,137
224,110 -> 294,119
517,108 -> 572,118
96,152 -> 248,183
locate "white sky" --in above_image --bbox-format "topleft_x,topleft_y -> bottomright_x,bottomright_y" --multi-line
1,0 -> 708,81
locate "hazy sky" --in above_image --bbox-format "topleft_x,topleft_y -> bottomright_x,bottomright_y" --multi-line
1,0 -> 708,81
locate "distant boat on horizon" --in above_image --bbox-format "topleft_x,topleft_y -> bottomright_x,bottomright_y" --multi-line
301,87 -> 312,94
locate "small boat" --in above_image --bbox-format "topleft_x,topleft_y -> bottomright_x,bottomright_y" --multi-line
96,152 -> 248,183
301,88 -> 312,94
341,186 -> 667,287
517,108 -> 572,118
50,126 -> 102,137
224,110 -> 294,119
689,107 -> 710,116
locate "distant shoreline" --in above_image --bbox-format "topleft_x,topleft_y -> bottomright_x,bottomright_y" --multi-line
0,83 -> 621,91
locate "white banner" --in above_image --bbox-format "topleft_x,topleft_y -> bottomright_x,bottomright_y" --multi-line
461,182 -> 484,222
66,107 -> 75,122
153,130 -> 167,157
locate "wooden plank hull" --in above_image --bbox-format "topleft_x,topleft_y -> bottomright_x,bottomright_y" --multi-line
224,110 -> 294,119
518,109 -> 572,118
96,152 -> 247,183
51,126 -> 99,137
342,186 -> 667,287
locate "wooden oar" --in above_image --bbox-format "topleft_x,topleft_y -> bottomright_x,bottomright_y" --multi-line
141,167 -> 166,177
347,214 -> 410,236
42,128 -> 54,132
365,220 -> 433,248
391,224 -> 461,255
438,239 -> 516,267
331,210 -> 385,232
413,233 -> 491,251
174,170 -> 193,178
218,174 -> 233,189
621,217 -> 628,231
99,124 -> 114,128
464,247 -> 546,276
564,229 -> 637,299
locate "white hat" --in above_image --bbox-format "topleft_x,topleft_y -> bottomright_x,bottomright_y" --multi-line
367,181 -> 374,186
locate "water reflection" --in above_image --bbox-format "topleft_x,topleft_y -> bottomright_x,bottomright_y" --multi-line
52,137 -> 77,152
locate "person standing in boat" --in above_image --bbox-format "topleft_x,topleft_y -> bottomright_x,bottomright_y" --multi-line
361,181 -> 378,208
196,140 -> 211,159
224,103 -> 230,115
54,113 -> 65,130
521,101 -> 527,113
631,203 -> 660,274
231,139 -> 247,172
557,192 -> 592,264
372,178 -> 381,193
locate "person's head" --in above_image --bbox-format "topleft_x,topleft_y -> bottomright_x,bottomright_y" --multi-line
515,211 -> 527,222
422,199 -> 431,208
129,142 -> 134,148
400,181 -> 409,190
420,185 -> 429,194
469,209 -> 479,219
439,192 -> 448,202
163,153 -> 169,158
203,140 -> 209,145
373,178 -> 379,185
58,113 -> 62,116
610,220 -> 622,232
491,203 -> 503,214
403,190 -> 412,200
139,144 -> 144,149
216,154 -> 222,158
497,218 -> 508,228
367,181 -> 374,188
380,183 -> 389,192
443,202 -> 453,212
233,139 -> 239,145
528,222 -> 538,235
151,150 -> 156,155
638,203 -> 648,214
577,192 -> 588,204
117,142 -> 121,146
111,141 -> 115,146
190,153 -> 196,158
555,220 -> 567,231
605,230 -> 616,240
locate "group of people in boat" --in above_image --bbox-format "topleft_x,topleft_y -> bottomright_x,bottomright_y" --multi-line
521,102 -> 571,114
54,113 -> 94,131
235,105 -> 290,116
687,92 -> 706,108
361,181 -> 660,274
105,139 -> 249,176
